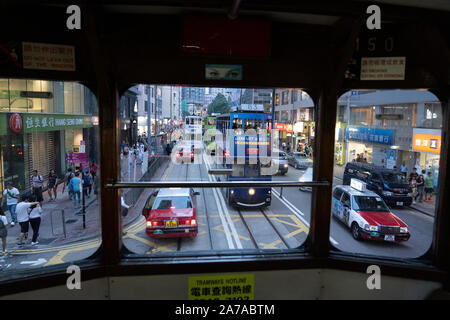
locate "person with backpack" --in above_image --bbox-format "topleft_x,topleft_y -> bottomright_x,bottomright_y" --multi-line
82,169 -> 93,199
0,207 -> 9,255
2,182 -> 20,226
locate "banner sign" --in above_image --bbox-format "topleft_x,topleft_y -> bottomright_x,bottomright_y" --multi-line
412,128 -> 441,154
23,113 -> 93,133
66,152 -> 88,164
346,127 -> 394,145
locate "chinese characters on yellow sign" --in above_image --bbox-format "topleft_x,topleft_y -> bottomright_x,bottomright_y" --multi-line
22,42 -> 75,71
360,57 -> 405,80
412,128 -> 441,154
188,274 -> 254,300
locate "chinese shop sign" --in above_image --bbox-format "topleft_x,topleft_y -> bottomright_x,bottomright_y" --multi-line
188,274 -> 254,300
23,113 -> 92,133
22,42 -> 76,71
360,57 -> 406,80
346,127 -> 394,146
412,128 -> 441,154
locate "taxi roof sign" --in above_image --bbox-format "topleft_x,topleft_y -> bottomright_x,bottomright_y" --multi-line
350,178 -> 367,192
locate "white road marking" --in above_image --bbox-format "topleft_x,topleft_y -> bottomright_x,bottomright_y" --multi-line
20,258 -> 47,266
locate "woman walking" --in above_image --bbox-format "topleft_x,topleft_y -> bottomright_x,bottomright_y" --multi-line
28,198 -> 42,245
0,207 -> 9,255
47,169 -> 58,201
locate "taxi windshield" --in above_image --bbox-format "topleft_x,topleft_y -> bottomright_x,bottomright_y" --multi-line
153,196 -> 192,209
352,196 -> 390,212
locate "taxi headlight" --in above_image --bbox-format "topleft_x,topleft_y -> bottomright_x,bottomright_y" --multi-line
400,227 -> 408,233
382,191 -> 392,196
365,224 -> 379,232
284,164 -> 288,168
248,188 -> 255,196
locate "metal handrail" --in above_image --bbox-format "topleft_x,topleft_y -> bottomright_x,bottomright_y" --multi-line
105,180 -> 330,189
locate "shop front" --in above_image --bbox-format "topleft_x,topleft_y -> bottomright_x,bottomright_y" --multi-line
412,128 -> 441,189
1,112 -> 93,194
345,126 -> 394,165
293,121 -> 314,153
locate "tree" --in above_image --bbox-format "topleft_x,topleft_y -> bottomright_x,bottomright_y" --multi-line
207,93 -> 230,115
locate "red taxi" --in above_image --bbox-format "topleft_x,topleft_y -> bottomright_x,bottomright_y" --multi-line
331,179 -> 410,242
142,188 -> 199,238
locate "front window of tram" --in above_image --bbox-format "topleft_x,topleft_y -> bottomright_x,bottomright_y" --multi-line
330,89 -> 441,258
119,86 -> 315,255
0,78 -> 101,279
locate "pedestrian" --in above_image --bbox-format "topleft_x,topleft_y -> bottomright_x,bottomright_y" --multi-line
15,196 -> 39,245
416,170 -> 425,203
47,169 -> 58,201
69,172 -> 82,208
63,168 -> 74,200
90,162 -> 98,177
400,162 -> 407,177
28,197 -> 42,246
0,207 -> 9,255
409,167 -> 418,185
2,182 -> 20,226
166,143 -> 172,156
31,170 -> 44,205
82,169 -> 93,198
424,171 -> 434,202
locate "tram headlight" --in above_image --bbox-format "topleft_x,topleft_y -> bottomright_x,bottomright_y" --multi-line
248,188 -> 255,196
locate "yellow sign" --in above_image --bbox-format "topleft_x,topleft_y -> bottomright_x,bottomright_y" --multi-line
413,133 -> 441,154
188,274 -> 254,300
360,57 -> 406,80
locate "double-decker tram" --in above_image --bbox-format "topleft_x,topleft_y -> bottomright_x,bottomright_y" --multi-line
216,109 -> 273,207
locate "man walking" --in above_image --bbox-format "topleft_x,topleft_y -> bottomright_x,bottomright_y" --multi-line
31,170 -> 44,205
15,196 -> 39,246
416,170 -> 425,203
63,168 -> 74,200
2,182 -> 20,226
69,172 -> 82,208
424,171 -> 434,202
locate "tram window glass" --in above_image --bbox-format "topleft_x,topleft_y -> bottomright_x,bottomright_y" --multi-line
331,89 -> 441,259
0,78 -> 101,281
120,85 -> 313,256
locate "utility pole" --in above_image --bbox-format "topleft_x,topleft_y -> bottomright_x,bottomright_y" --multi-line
147,86 -> 151,149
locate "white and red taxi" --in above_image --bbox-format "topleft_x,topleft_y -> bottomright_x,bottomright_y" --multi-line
332,179 -> 410,242
142,188 -> 199,238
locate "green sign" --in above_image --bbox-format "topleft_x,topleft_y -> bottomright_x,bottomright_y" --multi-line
22,113 -> 93,133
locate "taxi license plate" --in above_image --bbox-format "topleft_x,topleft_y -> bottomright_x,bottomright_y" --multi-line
396,202 -> 403,206
165,220 -> 178,228
384,235 -> 395,242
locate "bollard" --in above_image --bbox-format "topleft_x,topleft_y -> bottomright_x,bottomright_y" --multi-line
50,210 -> 55,236
82,186 -> 86,229
280,187 -> 283,199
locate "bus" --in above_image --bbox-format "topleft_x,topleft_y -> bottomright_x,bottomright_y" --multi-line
215,111 -> 273,207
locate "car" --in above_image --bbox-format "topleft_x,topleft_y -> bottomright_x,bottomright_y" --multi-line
272,148 -> 289,175
142,188 -> 200,238
343,162 -> 413,207
175,143 -> 201,162
287,152 -> 313,170
331,179 -> 410,242
299,167 -> 313,192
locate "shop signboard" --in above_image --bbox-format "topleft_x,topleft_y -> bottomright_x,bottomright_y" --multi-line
412,128 -> 441,154
346,127 -> 394,146
66,152 -> 88,165
22,113 -> 93,133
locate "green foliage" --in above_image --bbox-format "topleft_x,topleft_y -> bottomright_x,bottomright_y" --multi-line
207,93 -> 230,115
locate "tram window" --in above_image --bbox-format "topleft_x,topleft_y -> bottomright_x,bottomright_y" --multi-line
331,89 -> 442,259
232,118 -> 242,134
0,78 -> 100,281
244,119 -> 263,134
119,85 -> 313,256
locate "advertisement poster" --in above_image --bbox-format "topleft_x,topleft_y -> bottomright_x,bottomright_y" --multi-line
385,149 -> 397,169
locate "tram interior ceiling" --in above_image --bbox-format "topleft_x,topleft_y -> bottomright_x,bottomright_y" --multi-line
0,0 -> 449,300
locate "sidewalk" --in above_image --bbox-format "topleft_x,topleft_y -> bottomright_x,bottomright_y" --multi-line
3,156 -> 161,251
333,164 -> 435,217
